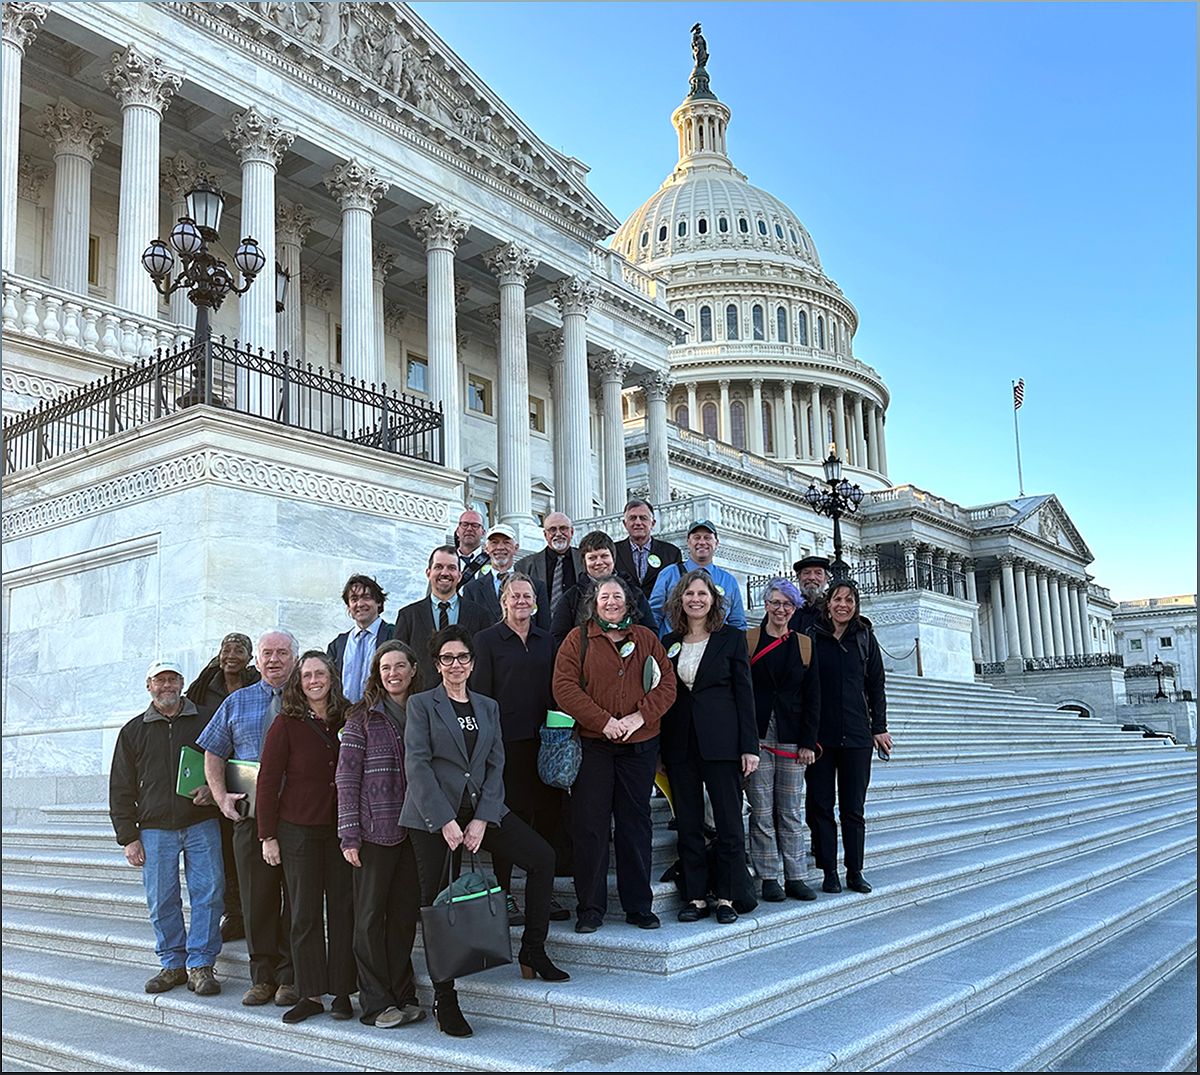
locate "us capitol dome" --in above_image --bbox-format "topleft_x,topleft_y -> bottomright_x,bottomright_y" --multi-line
613,26 -> 892,489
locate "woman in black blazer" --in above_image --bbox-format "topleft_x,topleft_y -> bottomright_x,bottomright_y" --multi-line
400,625 -> 567,1040
661,570 -> 759,924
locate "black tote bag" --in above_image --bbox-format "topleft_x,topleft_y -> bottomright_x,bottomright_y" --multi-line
419,855 -> 513,982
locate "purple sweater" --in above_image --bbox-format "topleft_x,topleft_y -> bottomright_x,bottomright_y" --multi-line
335,701 -> 408,850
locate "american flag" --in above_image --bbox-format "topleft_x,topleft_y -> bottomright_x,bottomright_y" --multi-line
1013,378 -> 1025,410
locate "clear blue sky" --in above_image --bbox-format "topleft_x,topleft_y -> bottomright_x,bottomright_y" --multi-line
414,2 -> 1197,602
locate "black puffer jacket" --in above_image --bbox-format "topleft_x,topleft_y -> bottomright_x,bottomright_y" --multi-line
109,699 -> 219,846
807,617 -> 887,749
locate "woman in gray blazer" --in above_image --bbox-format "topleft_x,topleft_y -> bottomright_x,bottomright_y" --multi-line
401,625 -> 568,1039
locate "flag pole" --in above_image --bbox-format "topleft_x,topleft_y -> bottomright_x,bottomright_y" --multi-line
1012,380 -> 1025,496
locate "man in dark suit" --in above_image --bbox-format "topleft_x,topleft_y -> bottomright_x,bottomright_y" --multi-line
453,509 -> 489,589
326,575 -> 395,703
461,523 -> 551,630
393,546 -> 492,689
515,511 -> 582,621
613,498 -> 683,596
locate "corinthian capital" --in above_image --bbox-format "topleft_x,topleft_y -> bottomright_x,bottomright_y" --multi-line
225,106 -> 294,167
536,329 -> 564,361
408,203 -> 469,252
373,242 -> 396,282
3,3 -> 47,52
39,99 -> 110,162
589,350 -> 633,384
324,159 -> 389,213
640,370 -> 674,402
161,151 -> 216,202
552,274 -> 597,318
104,44 -> 181,113
275,199 -> 314,246
483,242 -> 538,286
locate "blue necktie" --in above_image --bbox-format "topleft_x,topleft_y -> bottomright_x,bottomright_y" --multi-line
346,629 -> 369,701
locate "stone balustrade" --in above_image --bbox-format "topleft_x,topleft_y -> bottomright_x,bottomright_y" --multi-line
581,491 -> 785,546
588,245 -> 666,305
2,271 -> 187,362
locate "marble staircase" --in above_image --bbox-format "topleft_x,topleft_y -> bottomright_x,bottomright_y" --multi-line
3,676 -> 1196,1071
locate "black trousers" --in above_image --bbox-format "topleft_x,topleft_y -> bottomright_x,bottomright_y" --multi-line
571,736 -> 658,918
492,738 -> 564,892
232,818 -> 293,986
666,735 -> 745,901
408,811 -> 554,996
805,745 -> 873,873
220,815 -> 241,919
352,839 -> 420,1018
277,820 -> 356,999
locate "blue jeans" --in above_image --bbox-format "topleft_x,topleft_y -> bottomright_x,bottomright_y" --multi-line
140,820 -> 223,969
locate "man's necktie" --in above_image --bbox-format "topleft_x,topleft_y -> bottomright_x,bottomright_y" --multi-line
346,629 -> 369,701
438,601 -> 450,630
550,554 -> 566,611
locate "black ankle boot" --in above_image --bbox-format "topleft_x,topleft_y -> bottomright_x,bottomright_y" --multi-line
433,990 -> 472,1037
518,946 -> 570,982
822,870 -> 842,894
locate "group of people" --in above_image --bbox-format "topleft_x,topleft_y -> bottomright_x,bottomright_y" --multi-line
109,498 -> 891,1039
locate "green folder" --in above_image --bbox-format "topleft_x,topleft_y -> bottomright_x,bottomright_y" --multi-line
546,710 -> 575,728
176,745 -> 207,799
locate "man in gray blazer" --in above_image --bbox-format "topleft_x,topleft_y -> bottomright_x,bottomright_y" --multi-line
516,512 -> 582,621
461,523 -> 551,630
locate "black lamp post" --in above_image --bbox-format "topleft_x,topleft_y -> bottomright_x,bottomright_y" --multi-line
140,179 -> 267,344
804,446 -> 864,580
1152,655 -> 1167,699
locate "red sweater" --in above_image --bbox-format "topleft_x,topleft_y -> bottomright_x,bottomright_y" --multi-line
257,713 -> 341,839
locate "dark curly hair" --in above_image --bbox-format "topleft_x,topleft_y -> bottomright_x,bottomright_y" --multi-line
280,650 -> 350,732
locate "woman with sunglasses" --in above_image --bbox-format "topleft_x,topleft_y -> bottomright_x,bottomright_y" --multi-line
401,625 -> 568,1040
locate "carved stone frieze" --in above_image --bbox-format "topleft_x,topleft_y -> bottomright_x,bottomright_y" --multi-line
104,44 -> 182,113
2,368 -> 72,402
39,99 -> 111,162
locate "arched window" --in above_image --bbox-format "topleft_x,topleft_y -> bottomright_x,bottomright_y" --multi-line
658,224 -> 668,242
752,304 -> 764,340
757,218 -> 768,236
817,315 -> 826,350
774,222 -> 784,239
702,401 -> 718,438
825,407 -> 835,447
674,404 -> 689,427
738,217 -> 749,234
673,307 -> 686,345
639,231 -> 648,248
718,216 -> 729,233
789,227 -> 797,244
699,305 -> 713,342
762,400 -> 775,454
730,399 -> 747,449
776,306 -> 788,342
697,217 -> 708,234
797,310 -> 808,345
677,219 -> 687,238
725,304 -> 739,341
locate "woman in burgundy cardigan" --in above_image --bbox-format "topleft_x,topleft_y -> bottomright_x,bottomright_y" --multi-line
258,650 -> 355,1024
335,640 -> 427,1030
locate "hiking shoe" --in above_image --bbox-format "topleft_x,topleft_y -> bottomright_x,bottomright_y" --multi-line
242,982 -> 275,1006
145,967 -> 187,994
187,965 -> 220,996
274,984 -> 300,1006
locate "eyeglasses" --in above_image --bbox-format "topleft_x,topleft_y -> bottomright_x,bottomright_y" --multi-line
437,652 -> 473,666
765,600 -> 795,610
458,521 -> 484,530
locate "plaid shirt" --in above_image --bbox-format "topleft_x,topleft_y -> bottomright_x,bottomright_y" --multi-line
196,678 -> 279,762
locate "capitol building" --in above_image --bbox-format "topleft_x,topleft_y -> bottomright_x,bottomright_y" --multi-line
3,1 -> 1192,789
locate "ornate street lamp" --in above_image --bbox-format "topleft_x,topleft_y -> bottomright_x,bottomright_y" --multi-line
275,261 -> 289,314
804,445 -> 864,579
1152,655 -> 1167,699
140,180 -> 266,343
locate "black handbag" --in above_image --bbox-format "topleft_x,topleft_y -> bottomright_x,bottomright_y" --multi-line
419,853 -> 513,982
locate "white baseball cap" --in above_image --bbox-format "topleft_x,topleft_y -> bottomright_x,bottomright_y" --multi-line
146,659 -> 185,679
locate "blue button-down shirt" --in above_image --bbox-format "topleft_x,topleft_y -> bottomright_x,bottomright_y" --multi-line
341,617 -> 383,702
429,593 -> 461,626
196,678 -> 279,762
648,558 -> 748,637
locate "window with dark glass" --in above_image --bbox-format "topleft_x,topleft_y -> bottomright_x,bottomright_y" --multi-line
702,401 -> 718,438
658,224 -> 668,242
738,217 -> 749,234
718,216 -> 729,233
776,306 -> 788,342
697,217 -> 708,234
674,404 -> 689,427
797,310 -> 808,345
640,231 -> 648,248
774,222 -> 784,238
757,219 -> 768,236
762,401 -> 774,453
730,399 -> 747,449
752,304 -> 764,340
817,315 -> 826,349
677,220 -> 687,238
699,305 -> 713,341
725,304 -> 739,341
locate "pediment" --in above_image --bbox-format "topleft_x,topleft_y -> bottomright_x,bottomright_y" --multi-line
530,478 -> 555,498
221,2 -> 618,236
1017,496 -> 1092,559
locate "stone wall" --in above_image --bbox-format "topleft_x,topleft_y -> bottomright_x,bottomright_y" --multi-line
982,667 -> 1128,725
863,589 -> 977,682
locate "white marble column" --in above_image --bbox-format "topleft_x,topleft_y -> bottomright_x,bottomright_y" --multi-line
999,557 -> 1021,661
1046,575 -> 1065,657
1025,569 -> 1045,658
372,242 -> 395,380
105,44 -> 181,319
485,242 -> 539,528
590,350 -> 633,513
161,152 -> 212,333
1076,585 -> 1093,654
781,380 -> 797,460
40,99 -> 109,295
552,275 -> 598,521
749,378 -> 765,455
539,330 -> 566,506
275,199 -> 312,361
1012,560 -> 1033,659
1036,570 -> 1056,658
642,371 -> 673,509
852,394 -> 867,467
803,383 -> 818,458
865,400 -> 880,472
409,203 -> 468,469
989,572 -> 1008,662
686,381 -> 698,431
833,388 -> 847,461
964,560 -> 982,660
1056,578 -> 1075,656
226,107 -> 292,360
1068,582 -> 1086,656
718,379 -> 731,442
3,3 -> 47,273
902,540 -> 918,588
877,409 -> 889,476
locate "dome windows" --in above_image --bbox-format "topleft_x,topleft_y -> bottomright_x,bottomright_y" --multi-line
718,216 -> 729,233
752,304 -> 765,340
699,305 -> 713,342
677,220 -> 688,238
640,230 -> 648,249
658,224 -> 668,242
725,304 -> 739,341
697,217 -> 708,235
817,315 -> 826,350
730,399 -> 747,450
789,227 -> 797,244
776,306 -> 788,342
757,219 -> 768,236
797,310 -> 808,346
702,401 -> 718,438
674,404 -> 689,427
738,217 -> 749,234
774,222 -> 784,239
673,307 -> 687,345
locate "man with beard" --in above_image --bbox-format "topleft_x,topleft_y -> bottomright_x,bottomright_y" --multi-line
789,555 -> 832,633
461,522 -> 550,629
516,511 -> 582,620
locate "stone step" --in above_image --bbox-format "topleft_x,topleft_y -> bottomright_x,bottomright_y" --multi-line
1045,955 -> 1198,1072
871,892 -> 1197,1071
0,994 -> 357,1073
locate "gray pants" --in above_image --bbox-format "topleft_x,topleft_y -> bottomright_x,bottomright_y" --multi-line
745,717 -> 807,882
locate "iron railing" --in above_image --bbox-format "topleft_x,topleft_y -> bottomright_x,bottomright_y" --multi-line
1023,653 -> 1125,672
1125,690 -> 1193,705
1125,662 -> 1178,679
2,337 -> 444,474
975,661 -> 1008,676
746,553 -> 964,609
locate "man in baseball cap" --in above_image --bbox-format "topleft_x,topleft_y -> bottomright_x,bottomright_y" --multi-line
461,520 -> 550,628
648,519 -> 748,636
790,555 -> 832,632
